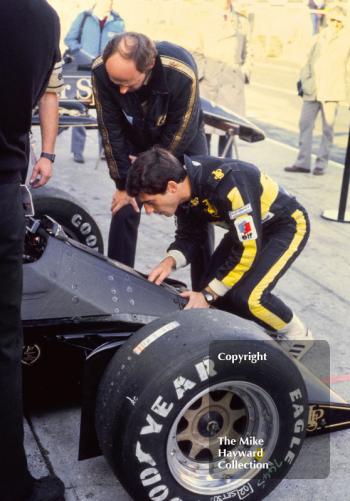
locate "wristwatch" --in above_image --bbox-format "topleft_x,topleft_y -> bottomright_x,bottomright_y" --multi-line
202,290 -> 216,305
40,152 -> 56,163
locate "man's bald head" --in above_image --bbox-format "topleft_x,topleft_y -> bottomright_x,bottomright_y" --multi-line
102,32 -> 157,94
103,32 -> 157,72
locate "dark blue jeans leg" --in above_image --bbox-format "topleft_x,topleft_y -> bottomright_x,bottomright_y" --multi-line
71,126 -> 86,156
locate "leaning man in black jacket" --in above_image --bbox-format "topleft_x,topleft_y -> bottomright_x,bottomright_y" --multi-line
126,147 -> 314,360
92,32 -> 209,286
0,1 -> 64,500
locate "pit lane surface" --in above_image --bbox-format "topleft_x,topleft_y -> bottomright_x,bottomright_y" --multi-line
25,121 -> 350,500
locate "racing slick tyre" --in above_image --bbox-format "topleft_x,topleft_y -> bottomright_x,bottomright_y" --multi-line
96,309 -> 308,501
32,186 -> 104,252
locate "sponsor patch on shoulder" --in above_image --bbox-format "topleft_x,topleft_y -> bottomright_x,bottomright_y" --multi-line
234,215 -> 257,242
192,161 -> 201,166
228,203 -> 253,220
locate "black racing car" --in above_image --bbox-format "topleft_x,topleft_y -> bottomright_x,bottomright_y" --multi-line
25,62 -> 349,500
22,214 -> 350,501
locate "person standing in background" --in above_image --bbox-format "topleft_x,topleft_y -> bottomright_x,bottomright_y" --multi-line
285,6 -> 350,176
64,0 -> 125,163
0,2 -> 65,500
194,0 -> 253,157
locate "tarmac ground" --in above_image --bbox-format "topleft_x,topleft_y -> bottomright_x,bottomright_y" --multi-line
24,123 -> 350,501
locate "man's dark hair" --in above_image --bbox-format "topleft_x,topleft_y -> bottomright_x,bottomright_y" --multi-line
126,147 -> 186,197
103,32 -> 158,72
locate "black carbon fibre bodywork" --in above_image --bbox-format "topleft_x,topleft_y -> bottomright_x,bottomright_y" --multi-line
22,221 -> 350,463
23,234 -> 185,326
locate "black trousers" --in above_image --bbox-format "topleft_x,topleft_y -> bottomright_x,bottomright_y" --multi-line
201,205 -> 310,331
0,184 -> 33,501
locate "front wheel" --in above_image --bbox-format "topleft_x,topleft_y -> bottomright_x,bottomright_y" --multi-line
96,310 -> 308,501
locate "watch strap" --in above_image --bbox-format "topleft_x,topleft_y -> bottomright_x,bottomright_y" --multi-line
40,152 -> 56,163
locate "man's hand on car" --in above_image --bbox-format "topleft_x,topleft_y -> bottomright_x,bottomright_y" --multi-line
29,157 -> 53,188
148,256 -> 176,285
180,290 -> 210,309
111,190 -> 139,215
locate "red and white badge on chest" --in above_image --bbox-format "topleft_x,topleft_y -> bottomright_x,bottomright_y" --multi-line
234,215 -> 257,242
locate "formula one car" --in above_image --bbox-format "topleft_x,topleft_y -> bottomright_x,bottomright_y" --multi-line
26,57 -> 349,500
22,215 -> 350,501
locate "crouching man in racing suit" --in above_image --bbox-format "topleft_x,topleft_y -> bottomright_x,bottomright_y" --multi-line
126,147 -> 313,358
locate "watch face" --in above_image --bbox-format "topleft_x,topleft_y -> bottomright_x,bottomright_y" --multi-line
203,291 -> 214,303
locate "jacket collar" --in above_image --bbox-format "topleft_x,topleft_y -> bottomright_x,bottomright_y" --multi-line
183,155 -> 203,200
147,48 -> 168,94
90,10 -> 122,23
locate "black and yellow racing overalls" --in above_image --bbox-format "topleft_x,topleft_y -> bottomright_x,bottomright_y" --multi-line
167,155 -> 310,331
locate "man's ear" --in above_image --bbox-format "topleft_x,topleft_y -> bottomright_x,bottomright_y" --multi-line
147,57 -> 156,71
167,180 -> 178,193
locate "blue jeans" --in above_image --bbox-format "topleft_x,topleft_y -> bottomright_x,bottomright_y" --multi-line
71,127 -> 103,156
